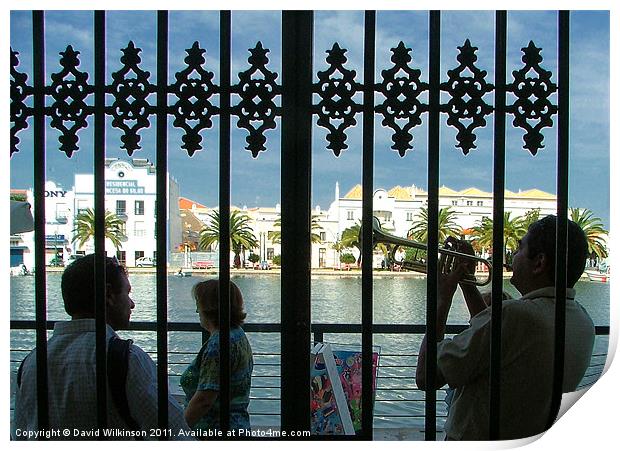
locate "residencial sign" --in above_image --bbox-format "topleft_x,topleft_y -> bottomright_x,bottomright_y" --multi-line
105,180 -> 145,195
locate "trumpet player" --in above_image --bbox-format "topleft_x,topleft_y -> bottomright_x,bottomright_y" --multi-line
415,215 -> 595,440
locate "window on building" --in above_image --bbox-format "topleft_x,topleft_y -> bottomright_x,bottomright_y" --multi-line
451,200 -> 458,206
56,203 -> 69,222
134,221 -> 146,237
406,211 -> 413,221
347,210 -> 354,220
77,199 -> 89,214
320,232 -> 326,241
267,248 -> 274,260
116,251 -> 126,266
135,251 -> 144,261
466,200 -> 473,206
118,222 -> 127,237
477,200 -> 484,207
116,200 -> 126,216
135,200 -> 144,215
319,248 -> 326,268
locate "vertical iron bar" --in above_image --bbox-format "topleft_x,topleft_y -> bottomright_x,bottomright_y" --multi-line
93,10 -> 108,431
361,10 -> 376,440
219,10 -> 232,434
32,10 -> 49,435
548,9 -> 570,430
281,10 -> 313,434
489,10 -> 507,440
424,10 -> 441,441
156,10 -> 169,434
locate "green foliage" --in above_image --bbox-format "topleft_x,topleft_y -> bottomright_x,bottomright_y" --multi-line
407,206 -> 462,243
269,214 -> 324,244
199,210 -> 258,268
404,247 -> 427,263
272,254 -> 281,266
248,253 -> 260,263
72,208 -> 125,250
340,221 -> 362,265
521,208 -> 541,230
470,211 -> 526,263
10,193 -> 27,202
569,208 -> 608,258
340,252 -> 356,264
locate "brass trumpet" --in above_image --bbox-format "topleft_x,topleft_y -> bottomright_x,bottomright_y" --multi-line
367,217 -> 492,286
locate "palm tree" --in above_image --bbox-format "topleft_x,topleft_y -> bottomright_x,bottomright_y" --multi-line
340,221 -> 362,266
72,208 -> 126,250
521,208 -> 541,231
339,219 -> 391,268
268,214 -> 324,244
569,208 -> 608,259
407,206 -> 462,243
331,238 -> 347,269
199,210 -> 259,268
471,212 -> 526,264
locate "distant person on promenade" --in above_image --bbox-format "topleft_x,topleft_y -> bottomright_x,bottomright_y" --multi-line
180,280 -> 254,435
417,215 -> 595,440
12,254 -> 192,440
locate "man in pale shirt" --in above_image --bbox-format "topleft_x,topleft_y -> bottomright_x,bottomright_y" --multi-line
13,254 -> 193,440
416,215 -> 595,440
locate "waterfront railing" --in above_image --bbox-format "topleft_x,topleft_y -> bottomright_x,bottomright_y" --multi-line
10,321 -> 608,432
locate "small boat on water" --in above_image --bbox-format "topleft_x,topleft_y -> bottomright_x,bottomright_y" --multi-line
585,269 -> 610,283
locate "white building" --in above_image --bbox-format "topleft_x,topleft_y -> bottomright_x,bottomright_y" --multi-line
73,158 -> 182,266
322,182 -> 558,267
179,182 -> 559,270
10,182 -> 75,269
14,158 -> 182,270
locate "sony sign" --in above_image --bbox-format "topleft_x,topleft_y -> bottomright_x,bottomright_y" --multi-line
45,190 -> 67,198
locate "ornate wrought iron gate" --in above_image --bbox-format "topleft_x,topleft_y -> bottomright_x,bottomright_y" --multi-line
10,10 -> 571,440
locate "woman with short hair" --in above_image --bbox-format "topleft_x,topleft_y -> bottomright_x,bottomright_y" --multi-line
181,280 -> 254,434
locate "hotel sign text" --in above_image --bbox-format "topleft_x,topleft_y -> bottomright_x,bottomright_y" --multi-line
105,180 -> 145,195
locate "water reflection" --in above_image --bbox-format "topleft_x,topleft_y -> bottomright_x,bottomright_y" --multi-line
10,273 -> 609,325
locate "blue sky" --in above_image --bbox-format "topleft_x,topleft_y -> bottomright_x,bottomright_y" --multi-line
8,10 -> 610,226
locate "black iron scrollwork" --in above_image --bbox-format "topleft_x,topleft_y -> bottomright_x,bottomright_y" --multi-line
376,42 -> 428,157
49,46 -> 92,158
10,49 -> 31,157
10,36 -> 559,162
507,41 -> 557,156
441,40 -> 494,155
314,43 -> 361,157
110,41 -> 153,156
171,42 -> 217,157
234,42 -> 280,158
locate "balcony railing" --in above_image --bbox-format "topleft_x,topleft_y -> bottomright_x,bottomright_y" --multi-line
9,321 -> 608,435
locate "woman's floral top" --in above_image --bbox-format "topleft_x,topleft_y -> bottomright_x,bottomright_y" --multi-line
180,327 -> 254,432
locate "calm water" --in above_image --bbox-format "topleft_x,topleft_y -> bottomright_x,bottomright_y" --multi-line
10,273 -> 610,430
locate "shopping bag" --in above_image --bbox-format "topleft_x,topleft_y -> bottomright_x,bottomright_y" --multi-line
310,343 -> 355,435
